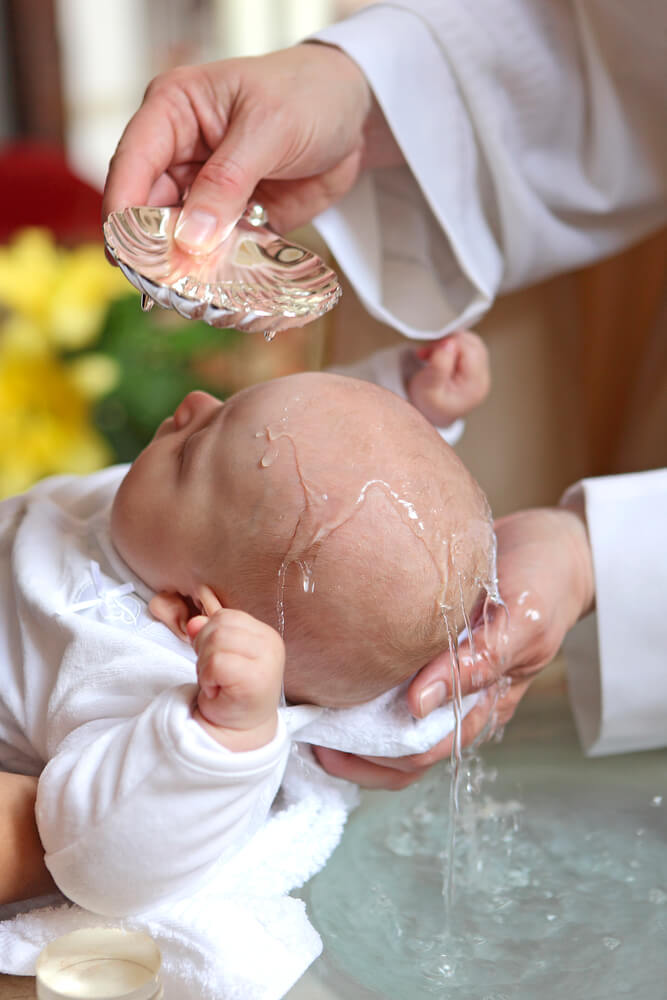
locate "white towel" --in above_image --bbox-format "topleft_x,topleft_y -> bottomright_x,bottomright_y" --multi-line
291,681 -> 478,757
0,685 -> 476,1000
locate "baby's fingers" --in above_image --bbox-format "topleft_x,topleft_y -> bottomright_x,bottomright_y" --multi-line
193,615 -> 279,661
425,336 -> 459,378
186,614 -> 208,643
198,650 -> 253,700
184,587 -> 226,643
198,585 -> 224,617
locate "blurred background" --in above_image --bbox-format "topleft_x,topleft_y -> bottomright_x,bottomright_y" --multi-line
0,0 -> 664,510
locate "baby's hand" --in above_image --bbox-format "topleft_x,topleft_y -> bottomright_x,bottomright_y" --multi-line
188,588 -> 285,751
407,329 -> 490,427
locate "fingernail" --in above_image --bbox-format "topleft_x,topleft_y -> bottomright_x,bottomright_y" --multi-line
174,209 -> 218,252
418,681 -> 447,717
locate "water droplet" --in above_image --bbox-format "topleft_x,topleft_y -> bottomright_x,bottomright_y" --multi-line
264,328 -> 277,342
141,293 -> 155,312
260,443 -> 280,468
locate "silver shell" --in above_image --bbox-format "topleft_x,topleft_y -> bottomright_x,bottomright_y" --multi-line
103,205 -> 341,334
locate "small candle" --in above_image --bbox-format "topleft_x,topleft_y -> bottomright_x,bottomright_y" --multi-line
36,928 -> 162,1000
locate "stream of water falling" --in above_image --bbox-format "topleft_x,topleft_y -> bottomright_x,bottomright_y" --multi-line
299,738 -> 667,998
260,391 -> 666,996
258,389 -> 527,983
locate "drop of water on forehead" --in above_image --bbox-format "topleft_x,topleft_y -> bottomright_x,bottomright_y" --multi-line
260,443 -> 280,468
140,293 -> 155,312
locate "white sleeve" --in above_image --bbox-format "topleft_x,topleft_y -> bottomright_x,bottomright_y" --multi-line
36,684 -> 289,916
561,468 -> 667,756
313,1 -> 667,338
328,345 -> 464,446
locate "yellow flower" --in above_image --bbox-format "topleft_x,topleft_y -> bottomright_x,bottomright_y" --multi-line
49,244 -> 130,349
0,349 -> 112,498
0,226 -> 135,495
0,311 -> 50,358
66,353 -> 120,400
0,227 -> 134,351
0,228 -> 60,331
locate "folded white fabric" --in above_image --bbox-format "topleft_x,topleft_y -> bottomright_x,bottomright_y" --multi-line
0,684 -> 477,1000
289,681 -> 478,756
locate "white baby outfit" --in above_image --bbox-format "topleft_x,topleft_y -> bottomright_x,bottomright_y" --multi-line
1,465 -> 290,915
0,463 -> 472,917
0,464 -> 473,998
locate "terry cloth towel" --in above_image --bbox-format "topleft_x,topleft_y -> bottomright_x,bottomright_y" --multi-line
0,685 -> 477,1000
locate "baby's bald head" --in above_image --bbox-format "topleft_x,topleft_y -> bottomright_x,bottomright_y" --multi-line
200,371 -> 496,707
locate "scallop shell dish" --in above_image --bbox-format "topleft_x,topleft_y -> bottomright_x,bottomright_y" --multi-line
103,204 -> 342,337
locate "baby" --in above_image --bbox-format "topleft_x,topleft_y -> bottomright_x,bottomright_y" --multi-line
0,335 -> 495,916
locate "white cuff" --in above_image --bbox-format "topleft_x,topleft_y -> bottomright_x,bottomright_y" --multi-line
312,5 -> 501,338
561,470 -> 667,756
167,685 -> 289,776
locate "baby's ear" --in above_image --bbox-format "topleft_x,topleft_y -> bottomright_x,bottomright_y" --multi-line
148,591 -> 192,640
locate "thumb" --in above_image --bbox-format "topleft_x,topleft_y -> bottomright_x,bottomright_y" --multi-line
173,111 -> 282,254
407,604 -> 511,718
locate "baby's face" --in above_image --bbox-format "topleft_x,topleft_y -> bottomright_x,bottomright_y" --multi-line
111,384 -> 278,602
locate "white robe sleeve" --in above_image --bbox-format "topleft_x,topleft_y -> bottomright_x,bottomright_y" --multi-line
561,468 -> 667,756
36,683 -> 289,916
312,1 -> 667,338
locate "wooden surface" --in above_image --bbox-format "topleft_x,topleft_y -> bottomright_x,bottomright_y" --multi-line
0,975 -> 33,998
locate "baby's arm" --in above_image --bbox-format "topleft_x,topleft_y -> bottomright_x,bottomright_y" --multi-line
407,330 -> 490,426
35,620 -> 289,915
188,588 -> 285,752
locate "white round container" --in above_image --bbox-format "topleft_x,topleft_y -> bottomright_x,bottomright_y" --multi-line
35,928 -> 163,1000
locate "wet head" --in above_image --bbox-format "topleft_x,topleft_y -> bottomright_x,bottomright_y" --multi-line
111,373 -> 497,708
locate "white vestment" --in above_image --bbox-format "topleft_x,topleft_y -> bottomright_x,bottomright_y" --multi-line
313,1 -> 667,754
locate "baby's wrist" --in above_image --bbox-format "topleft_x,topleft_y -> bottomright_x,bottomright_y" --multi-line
193,705 -> 279,751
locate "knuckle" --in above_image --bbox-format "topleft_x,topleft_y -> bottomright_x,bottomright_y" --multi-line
144,65 -> 193,97
461,644 -> 502,689
196,155 -> 249,198
143,70 -> 177,100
